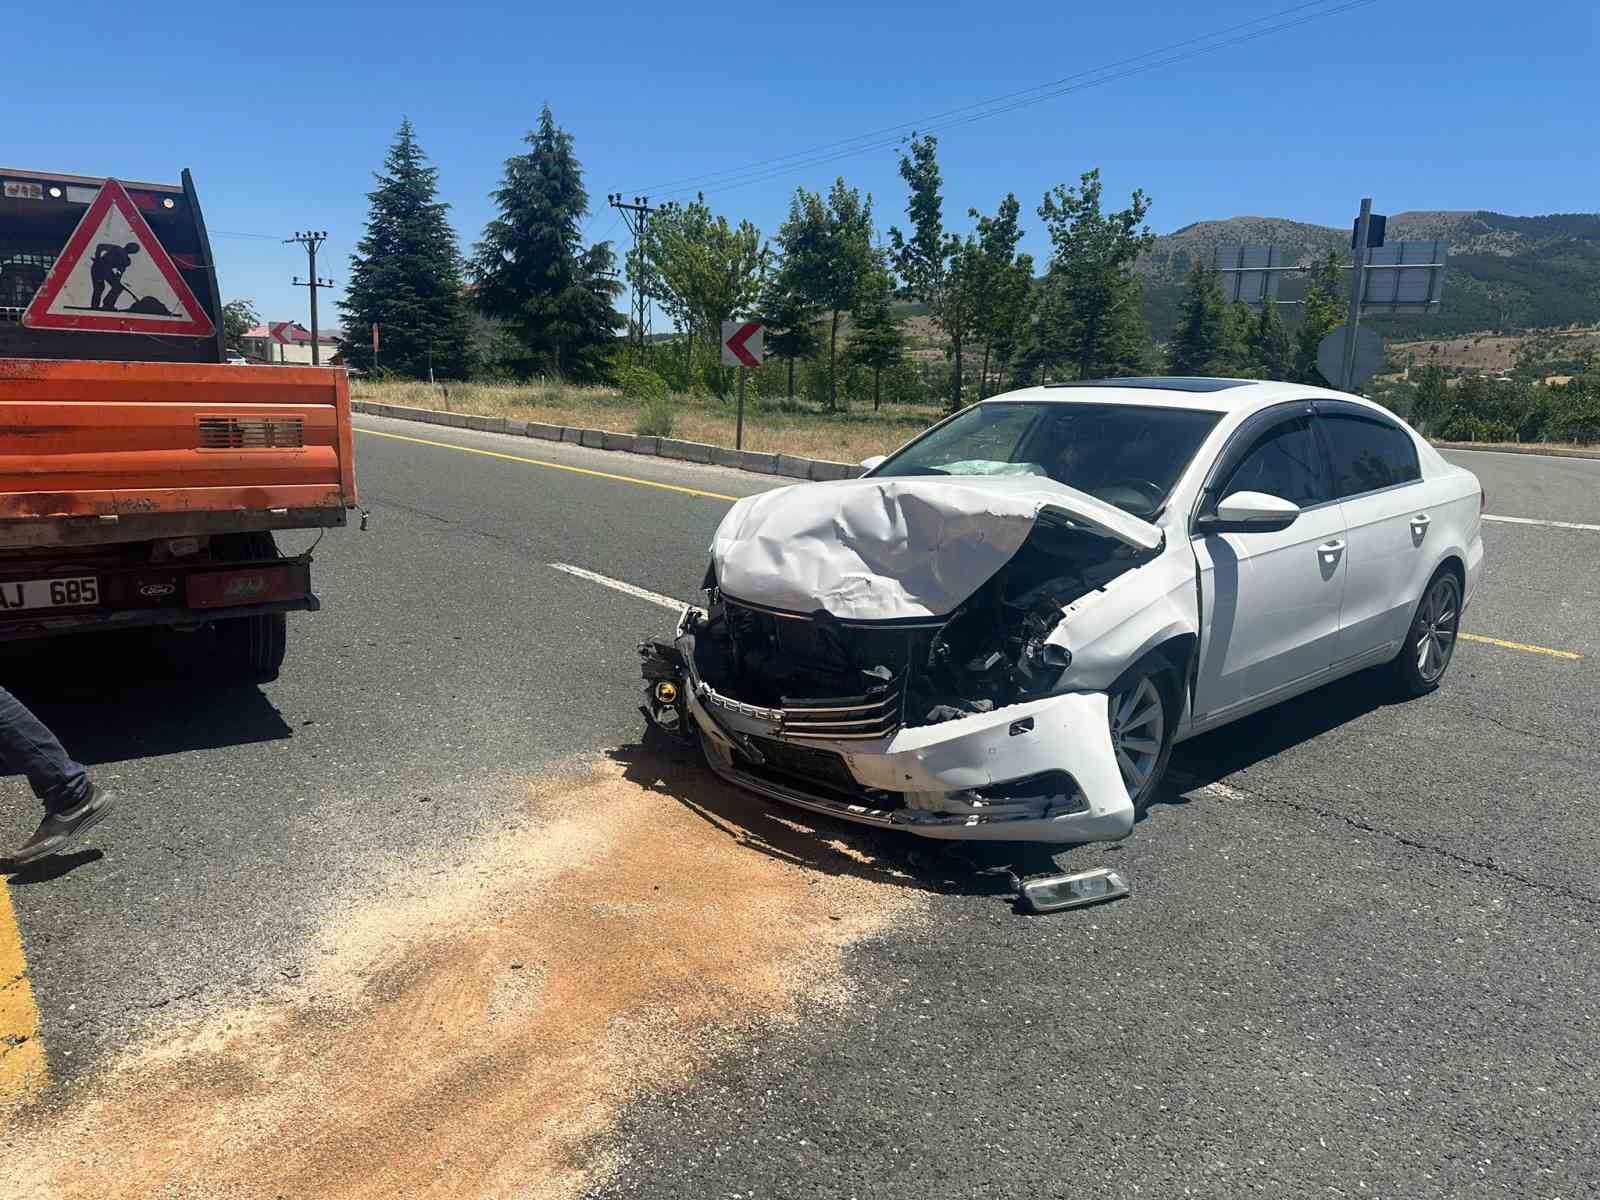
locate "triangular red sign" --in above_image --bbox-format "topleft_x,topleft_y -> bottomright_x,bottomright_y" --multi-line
21,179 -> 215,336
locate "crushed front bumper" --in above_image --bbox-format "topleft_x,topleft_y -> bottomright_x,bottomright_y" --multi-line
641,610 -> 1134,845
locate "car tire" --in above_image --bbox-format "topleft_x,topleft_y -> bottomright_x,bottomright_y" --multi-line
1392,566 -> 1462,698
211,532 -> 289,684
1107,663 -> 1179,816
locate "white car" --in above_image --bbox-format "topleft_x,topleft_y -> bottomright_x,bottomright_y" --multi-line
640,378 -> 1486,844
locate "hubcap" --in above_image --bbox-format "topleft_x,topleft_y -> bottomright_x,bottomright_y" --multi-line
1109,677 -> 1165,797
1415,575 -> 1460,683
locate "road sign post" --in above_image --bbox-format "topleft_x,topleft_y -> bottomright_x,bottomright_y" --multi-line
721,320 -> 764,451
736,366 -> 746,450
1339,198 -> 1374,391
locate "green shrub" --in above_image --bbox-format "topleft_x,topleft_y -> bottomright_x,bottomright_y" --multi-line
634,393 -> 674,437
617,365 -> 669,402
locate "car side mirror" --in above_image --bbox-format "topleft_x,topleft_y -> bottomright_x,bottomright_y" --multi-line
1201,490 -> 1301,534
859,454 -> 887,471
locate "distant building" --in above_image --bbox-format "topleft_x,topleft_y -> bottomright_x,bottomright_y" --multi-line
240,323 -> 342,365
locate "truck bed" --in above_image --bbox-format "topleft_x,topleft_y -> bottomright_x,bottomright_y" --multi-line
0,357 -> 357,548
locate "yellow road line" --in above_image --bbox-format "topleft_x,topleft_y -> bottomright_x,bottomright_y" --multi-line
356,428 -> 741,502
1461,632 -> 1582,660
0,879 -> 46,1103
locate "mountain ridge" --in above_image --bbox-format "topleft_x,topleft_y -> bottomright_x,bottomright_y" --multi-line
1137,209 -> 1600,339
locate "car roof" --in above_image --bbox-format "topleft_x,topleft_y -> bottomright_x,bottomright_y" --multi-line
988,378 -> 1362,414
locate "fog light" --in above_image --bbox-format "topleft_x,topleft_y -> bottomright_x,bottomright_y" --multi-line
654,680 -> 679,704
1019,867 -> 1131,914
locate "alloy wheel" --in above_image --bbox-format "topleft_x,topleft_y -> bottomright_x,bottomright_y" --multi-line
1416,574 -> 1461,684
1109,676 -> 1166,797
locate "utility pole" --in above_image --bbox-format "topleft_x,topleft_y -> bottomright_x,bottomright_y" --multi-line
607,194 -> 657,357
1340,198 -> 1372,392
285,230 -> 334,365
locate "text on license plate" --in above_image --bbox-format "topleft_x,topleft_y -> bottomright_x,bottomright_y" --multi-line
0,576 -> 100,611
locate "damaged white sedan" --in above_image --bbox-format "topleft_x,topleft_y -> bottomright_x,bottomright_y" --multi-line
640,378 -> 1485,844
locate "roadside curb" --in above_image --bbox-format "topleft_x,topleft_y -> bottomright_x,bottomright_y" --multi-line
1430,440 -> 1600,461
351,400 -> 868,483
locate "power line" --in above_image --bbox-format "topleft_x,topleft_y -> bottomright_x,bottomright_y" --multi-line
626,0 -> 1377,203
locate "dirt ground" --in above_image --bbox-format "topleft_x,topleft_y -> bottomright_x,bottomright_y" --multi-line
1389,327 -> 1600,375
0,753 -> 925,1199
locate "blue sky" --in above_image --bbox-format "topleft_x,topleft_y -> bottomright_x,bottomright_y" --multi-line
10,0 -> 1594,330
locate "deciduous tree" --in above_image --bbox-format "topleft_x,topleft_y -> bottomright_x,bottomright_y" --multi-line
889,136 -> 979,412
636,195 -> 768,394
775,180 -> 875,410
221,299 -> 259,351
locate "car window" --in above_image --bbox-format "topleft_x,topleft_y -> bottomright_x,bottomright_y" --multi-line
1219,417 -> 1330,507
1320,413 -> 1420,498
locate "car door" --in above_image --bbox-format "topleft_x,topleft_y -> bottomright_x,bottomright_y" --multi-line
1317,405 -> 1436,667
1191,411 -> 1346,724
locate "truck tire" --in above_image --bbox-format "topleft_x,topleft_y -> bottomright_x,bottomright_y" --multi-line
211,532 -> 289,683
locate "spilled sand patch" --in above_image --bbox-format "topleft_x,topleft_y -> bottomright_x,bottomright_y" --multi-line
1,753 -> 923,1199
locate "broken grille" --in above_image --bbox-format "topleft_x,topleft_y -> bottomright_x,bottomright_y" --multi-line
197,417 -> 305,449
780,680 -> 904,740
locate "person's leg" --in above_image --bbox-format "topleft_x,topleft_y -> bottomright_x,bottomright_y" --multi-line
0,686 -> 90,812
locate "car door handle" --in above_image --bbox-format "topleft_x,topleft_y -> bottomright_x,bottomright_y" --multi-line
1318,538 -> 1346,561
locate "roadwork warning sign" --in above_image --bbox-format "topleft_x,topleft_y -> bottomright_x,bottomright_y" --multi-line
22,179 -> 214,336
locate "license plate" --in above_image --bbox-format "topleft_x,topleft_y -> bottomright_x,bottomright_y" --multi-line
0,576 -> 100,612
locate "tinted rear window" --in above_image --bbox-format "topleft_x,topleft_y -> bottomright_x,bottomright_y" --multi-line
1320,413 -> 1420,498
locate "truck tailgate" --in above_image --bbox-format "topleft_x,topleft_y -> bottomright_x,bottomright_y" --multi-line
0,358 -> 356,539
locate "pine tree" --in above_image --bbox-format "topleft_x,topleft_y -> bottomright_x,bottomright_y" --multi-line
1247,300 -> 1293,379
1293,250 -> 1347,385
759,279 -> 821,401
1167,261 -> 1230,375
470,105 -> 623,381
846,255 -> 904,410
338,119 -> 474,378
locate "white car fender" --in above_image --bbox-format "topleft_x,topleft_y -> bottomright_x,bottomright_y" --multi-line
1045,546 -> 1200,692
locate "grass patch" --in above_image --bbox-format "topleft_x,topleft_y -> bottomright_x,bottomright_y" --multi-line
353,380 -> 944,463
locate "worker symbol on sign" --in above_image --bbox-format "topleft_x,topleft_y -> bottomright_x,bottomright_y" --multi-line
21,179 -> 214,335
90,242 -> 144,312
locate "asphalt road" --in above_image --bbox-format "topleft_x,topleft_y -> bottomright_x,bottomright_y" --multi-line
2,418 -> 1596,1197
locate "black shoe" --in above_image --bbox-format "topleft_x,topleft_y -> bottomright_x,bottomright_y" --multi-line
7,786 -> 118,866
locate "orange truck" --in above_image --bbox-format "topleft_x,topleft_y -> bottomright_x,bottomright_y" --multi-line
0,167 -> 357,680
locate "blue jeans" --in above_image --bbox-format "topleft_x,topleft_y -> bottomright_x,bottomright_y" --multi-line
0,686 -> 91,813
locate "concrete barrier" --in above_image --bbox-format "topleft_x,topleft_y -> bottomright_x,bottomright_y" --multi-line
657,438 -> 716,464
775,455 -> 812,479
351,400 -> 893,480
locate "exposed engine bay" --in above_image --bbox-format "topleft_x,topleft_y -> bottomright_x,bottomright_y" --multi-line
688,516 -> 1146,729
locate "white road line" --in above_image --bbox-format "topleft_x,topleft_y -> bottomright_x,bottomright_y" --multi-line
1483,513 -> 1600,532
548,563 -> 688,612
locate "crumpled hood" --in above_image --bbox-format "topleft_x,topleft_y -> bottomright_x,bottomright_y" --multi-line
711,475 -> 1162,621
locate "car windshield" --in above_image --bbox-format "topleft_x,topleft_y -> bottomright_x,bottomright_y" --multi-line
870,401 -> 1222,518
